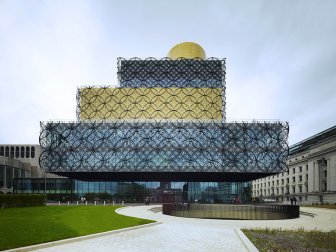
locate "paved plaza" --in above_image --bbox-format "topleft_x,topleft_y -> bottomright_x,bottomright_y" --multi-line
12,205 -> 336,252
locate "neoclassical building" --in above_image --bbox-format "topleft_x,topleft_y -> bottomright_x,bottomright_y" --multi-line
0,145 -> 40,194
252,125 -> 336,204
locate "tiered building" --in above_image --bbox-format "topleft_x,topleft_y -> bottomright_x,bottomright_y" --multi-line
13,42 -> 289,203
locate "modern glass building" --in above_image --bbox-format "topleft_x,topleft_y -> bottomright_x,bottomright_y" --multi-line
14,42 -> 289,203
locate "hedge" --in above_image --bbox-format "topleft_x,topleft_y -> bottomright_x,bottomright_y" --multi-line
0,194 -> 46,208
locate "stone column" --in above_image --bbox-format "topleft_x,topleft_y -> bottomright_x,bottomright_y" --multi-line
329,156 -> 336,191
327,158 -> 331,191
3,164 -> 6,191
313,162 -> 320,192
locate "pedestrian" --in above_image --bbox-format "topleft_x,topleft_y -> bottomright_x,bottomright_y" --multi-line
145,197 -> 150,205
293,196 -> 297,205
290,197 -> 293,205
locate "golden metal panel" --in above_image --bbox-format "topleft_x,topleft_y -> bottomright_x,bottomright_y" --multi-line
167,42 -> 206,59
79,87 -> 222,120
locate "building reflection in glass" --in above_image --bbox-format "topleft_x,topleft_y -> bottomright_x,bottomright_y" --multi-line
13,178 -> 251,204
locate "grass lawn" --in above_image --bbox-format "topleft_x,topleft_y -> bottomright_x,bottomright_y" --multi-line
0,206 -> 154,250
242,228 -> 336,252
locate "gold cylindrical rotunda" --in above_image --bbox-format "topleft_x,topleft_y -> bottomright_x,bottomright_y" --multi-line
167,42 -> 206,59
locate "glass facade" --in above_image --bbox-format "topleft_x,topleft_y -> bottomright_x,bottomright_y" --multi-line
14,178 -> 251,204
0,163 -> 31,193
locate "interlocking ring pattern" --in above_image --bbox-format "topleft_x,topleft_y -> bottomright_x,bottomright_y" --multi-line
77,87 -> 224,121
117,58 -> 225,88
39,121 -> 289,173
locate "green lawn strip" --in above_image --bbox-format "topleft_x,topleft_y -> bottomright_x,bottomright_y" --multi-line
242,228 -> 336,252
0,206 -> 154,251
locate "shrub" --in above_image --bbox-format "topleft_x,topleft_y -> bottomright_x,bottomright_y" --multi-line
0,194 -> 46,208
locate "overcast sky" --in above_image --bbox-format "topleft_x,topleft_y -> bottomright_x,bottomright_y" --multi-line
0,0 -> 335,145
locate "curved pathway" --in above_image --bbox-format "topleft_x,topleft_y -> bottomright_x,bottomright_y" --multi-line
30,205 -> 335,252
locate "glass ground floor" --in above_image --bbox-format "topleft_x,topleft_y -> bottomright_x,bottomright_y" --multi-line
13,178 -> 252,204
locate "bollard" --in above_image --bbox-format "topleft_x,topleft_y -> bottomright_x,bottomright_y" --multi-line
67,201 -> 69,206
95,201 -> 96,206
104,201 -> 106,206
85,201 -> 87,206
113,201 -> 115,206
77,201 -> 78,206
58,201 -> 60,206
122,201 -> 124,206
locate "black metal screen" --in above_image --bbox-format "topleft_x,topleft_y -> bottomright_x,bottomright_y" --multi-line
39,121 -> 289,173
39,57 -> 289,181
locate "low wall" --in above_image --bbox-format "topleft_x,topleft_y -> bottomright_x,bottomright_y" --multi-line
162,203 -> 300,220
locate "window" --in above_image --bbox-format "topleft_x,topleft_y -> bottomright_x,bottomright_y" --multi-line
306,165 -> 308,171
20,146 -> 25,158
268,182 -> 270,187
276,180 -> 279,186
292,177 -> 296,183
293,168 -> 295,174
292,186 -> 296,193
31,146 -> 35,158
299,175 -> 302,182
287,170 -> 289,175
299,185 -> 302,193
281,179 -> 284,185
306,174 -> 308,180
26,146 -> 30,158
6,167 -> 13,188
5,147 -> 9,157
0,146 -> 4,156
10,146 -> 14,158
287,178 -> 289,184
324,171 -> 327,178
299,166 -> 302,173
14,168 -> 20,178
15,146 -> 20,158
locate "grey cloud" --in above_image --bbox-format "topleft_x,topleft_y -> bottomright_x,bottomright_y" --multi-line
0,0 -> 335,146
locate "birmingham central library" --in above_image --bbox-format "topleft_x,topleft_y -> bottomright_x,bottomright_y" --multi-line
14,42 -> 289,203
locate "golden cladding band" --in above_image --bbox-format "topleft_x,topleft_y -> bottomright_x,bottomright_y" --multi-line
78,87 -> 223,120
